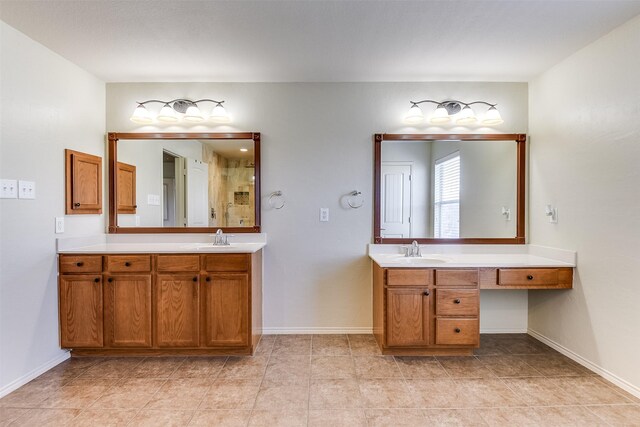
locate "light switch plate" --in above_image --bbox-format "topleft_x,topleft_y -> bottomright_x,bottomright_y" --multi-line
18,180 -> 36,199
147,194 -> 160,206
55,217 -> 64,234
320,207 -> 329,222
0,179 -> 18,199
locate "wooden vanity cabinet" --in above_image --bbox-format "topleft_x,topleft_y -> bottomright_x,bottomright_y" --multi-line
65,149 -> 102,215
58,251 -> 262,356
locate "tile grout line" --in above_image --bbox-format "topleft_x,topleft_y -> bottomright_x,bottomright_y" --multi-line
248,334 -> 274,427
187,355 -> 230,426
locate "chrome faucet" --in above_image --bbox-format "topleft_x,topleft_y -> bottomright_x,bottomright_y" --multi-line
212,229 -> 230,246
404,240 -> 422,257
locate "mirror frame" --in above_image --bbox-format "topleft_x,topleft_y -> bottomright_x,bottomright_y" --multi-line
107,132 -> 261,234
373,133 -> 526,244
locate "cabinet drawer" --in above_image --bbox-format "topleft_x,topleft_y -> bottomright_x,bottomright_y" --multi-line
498,268 -> 559,286
386,269 -> 433,287
203,254 -> 249,272
436,318 -> 479,346
60,255 -> 102,273
435,269 -> 479,287
105,255 -> 151,272
157,255 -> 200,272
436,289 -> 479,316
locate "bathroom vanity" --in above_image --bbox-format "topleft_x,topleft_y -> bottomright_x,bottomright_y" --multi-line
369,247 -> 575,356
57,239 -> 265,356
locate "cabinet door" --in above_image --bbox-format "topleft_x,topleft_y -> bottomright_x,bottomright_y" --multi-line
59,275 -> 104,348
104,275 -> 152,347
65,149 -> 102,214
386,288 -> 430,347
117,162 -> 136,213
156,274 -> 200,347
202,273 -> 249,347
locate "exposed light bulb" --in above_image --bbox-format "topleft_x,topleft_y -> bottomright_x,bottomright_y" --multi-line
240,148 -> 248,152
429,104 -> 451,124
210,103 -> 231,123
456,105 -> 478,125
157,104 -> 178,123
130,104 -> 153,124
482,106 -> 504,125
183,104 -> 204,122
404,104 -> 424,124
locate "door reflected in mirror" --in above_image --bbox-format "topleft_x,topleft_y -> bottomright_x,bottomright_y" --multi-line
117,139 -> 256,228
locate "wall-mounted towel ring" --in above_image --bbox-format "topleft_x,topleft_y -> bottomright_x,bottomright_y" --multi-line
268,191 -> 285,209
347,190 -> 364,209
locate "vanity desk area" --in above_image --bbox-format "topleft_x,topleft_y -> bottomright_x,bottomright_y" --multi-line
371,133 -> 576,356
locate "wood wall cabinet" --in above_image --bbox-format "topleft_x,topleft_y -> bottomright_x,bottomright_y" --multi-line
58,251 -> 262,356
116,162 -> 136,214
65,149 -> 102,214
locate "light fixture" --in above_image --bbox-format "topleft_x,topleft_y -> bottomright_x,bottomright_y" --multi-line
129,98 -> 230,124
240,148 -> 248,152
404,99 -> 504,126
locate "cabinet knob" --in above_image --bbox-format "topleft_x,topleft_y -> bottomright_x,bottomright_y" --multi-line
124,262 -> 131,267
527,275 -> 534,280
192,277 -> 198,282
454,328 -> 461,333
205,277 -> 211,282
423,290 -> 430,296
74,203 -> 80,207
454,299 -> 461,304
94,278 -> 100,283
134,205 -> 138,208
107,278 -> 113,283
76,262 -> 84,267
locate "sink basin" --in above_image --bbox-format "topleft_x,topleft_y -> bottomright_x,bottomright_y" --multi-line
387,255 -> 450,265
179,243 -> 239,251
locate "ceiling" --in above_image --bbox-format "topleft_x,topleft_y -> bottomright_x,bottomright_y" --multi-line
1,0 -> 639,82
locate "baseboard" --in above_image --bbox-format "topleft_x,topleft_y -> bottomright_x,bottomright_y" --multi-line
528,328 -> 640,400
480,328 -> 528,334
262,327 -> 373,334
0,351 -> 70,398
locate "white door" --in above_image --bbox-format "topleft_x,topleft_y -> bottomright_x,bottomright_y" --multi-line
381,163 -> 412,238
185,158 -> 209,227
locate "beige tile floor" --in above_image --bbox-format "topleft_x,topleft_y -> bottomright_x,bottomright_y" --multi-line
1,334 -> 639,426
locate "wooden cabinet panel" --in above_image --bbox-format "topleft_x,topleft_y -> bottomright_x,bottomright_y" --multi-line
59,275 -> 103,348
202,273 -> 249,347
105,255 -> 151,272
59,255 -> 102,273
435,269 -> 479,287
65,149 -> 102,214
156,274 -> 200,347
157,255 -> 200,272
104,275 -> 152,347
386,288 -> 430,347
498,268 -> 559,286
436,318 -> 479,346
203,254 -> 249,272
117,162 -> 136,214
436,289 -> 479,317
387,269 -> 432,287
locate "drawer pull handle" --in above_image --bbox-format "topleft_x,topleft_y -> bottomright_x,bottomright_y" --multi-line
76,262 -> 84,267
454,299 -> 461,304
423,290 -> 430,296
205,277 -> 211,282
74,203 -> 80,207
454,328 -> 461,333
125,262 -> 131,267
527,275 -> 534,280
192,277 -> 198,282
94,278 -> 100,283
107,278 -> 113,283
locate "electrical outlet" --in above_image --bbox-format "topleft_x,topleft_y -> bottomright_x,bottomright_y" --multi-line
320,207 -> 329,222
0,179 -> 18,199
18,180 -> 36,199
55,217 -> 64,234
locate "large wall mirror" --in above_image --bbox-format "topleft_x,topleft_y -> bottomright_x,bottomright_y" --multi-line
374,133 -> 526,244
108,132 -> 260,233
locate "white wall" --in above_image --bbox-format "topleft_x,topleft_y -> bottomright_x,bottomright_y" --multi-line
529,15 -> 640,391
0,22 -> 105,393
106,82 -> 528,333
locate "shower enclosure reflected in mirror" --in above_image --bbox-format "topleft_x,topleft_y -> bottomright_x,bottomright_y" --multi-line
108,132 -> 260,233
374,133 -> 526,244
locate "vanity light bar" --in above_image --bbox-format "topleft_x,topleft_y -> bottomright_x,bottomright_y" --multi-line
130,98 -> 230,124
404,99 -> 503,126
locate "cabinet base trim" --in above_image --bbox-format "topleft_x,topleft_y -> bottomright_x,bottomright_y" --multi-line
528,329 -> 640,400
381,347 -> 473,356
0,351 -> 70,398
262,327 -> 373,334
70,348 -> 253,357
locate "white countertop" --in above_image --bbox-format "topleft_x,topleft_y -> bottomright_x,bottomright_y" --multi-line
368,244 -> 576,268
57,233 -> 267,254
